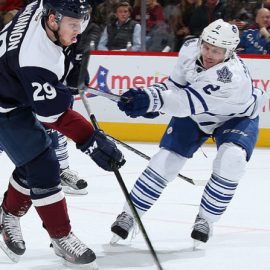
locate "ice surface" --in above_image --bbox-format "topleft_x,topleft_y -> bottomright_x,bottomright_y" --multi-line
0,142 -> 269,270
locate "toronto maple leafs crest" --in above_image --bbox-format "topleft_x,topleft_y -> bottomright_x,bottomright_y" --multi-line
216,66 -> 232,83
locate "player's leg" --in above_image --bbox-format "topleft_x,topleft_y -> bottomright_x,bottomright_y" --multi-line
111,117 -> 209,242
191,116 -> 259,244
55,131 -> 88,195
47,129 -> 88,195
0,170 -> 32,262
0,107 -> 46,262
23,148 -> 96,267
0,108 -> 97,267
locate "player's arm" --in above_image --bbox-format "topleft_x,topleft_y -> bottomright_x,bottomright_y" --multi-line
117,74 -> 248,118
117,79 -> 200,118
117,39 -> 202,118
18,67 -> 125,171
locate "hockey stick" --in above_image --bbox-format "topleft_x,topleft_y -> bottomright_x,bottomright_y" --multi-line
84,86 -> 128,102
83,87 -> 207,186
77,48 -> 164,270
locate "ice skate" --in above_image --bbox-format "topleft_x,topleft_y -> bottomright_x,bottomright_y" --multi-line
110,212 -> 134,244
0,207 -> 25,262
60,168 -> 88,195
51,231 -> 98,269
191,214 -> 213,248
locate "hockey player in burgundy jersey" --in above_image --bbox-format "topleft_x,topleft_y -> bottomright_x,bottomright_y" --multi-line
0,0 -> 125,267
111,20 -> 265,246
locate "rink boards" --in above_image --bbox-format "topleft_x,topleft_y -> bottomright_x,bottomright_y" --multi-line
73,51 -> 270,147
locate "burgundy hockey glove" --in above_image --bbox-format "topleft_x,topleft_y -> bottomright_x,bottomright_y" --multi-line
77,130 -> 125,171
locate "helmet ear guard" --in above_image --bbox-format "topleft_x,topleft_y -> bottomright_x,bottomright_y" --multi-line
200,19 -> 240,59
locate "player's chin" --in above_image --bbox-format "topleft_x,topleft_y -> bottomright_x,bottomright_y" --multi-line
60,37 -> 77,46
204,61 -> 215,69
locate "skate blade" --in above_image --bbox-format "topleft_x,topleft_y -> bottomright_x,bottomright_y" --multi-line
192,239 -> 206,250
0,240 -> 21,263
110,233 -> 121,245
62,186 -> 88,196
62,258 -> 99,269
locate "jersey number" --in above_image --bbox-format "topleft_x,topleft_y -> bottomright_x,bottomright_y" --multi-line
203,84 -> 220,95
32,82 -> 57,101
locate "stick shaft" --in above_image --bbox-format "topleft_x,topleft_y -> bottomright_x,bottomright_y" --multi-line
113,168 -> 164,270
79,91 -> 164,270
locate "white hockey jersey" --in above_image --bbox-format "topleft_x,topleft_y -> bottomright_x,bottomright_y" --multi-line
156,39 -> 264,134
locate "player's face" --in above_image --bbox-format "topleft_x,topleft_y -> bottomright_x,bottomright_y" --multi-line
58,17 -> 84,46
201,42 -> 226,69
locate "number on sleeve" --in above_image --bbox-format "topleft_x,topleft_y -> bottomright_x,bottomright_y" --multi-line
32,82 -> 57,101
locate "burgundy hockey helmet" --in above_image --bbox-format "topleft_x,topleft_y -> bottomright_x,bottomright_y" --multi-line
42,0 -> 91,20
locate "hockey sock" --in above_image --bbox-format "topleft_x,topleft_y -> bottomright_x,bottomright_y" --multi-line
2,183 -> 32,217
55,132 -> 69,170
199,173 -> 238,222
124,166 -> 168,216
34,198 -> 71,238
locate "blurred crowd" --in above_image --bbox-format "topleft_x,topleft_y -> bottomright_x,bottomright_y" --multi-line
1,0 -> 270,54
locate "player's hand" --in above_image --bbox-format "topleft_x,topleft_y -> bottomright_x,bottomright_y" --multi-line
117,88 -> 150,118
77,130 -> 125,171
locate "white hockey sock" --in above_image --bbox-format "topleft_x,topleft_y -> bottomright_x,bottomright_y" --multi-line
199,174 -> 238,223
54,132 -> 69,170
124,166 -> 169,217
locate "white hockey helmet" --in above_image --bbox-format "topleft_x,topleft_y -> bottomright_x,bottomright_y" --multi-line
200,19 -> 240,59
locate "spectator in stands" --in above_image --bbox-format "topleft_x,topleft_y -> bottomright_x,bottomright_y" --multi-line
132,0 -> 174,51
0,0 -> 24,30
257,0 -> 270,10
78,5 -> 103,50
263,0 -> 270,9
224,0 -> 256,35
169,0 -> 202,51
93,0 -> 119,30
189,0 -> 227,37
98,1 -> 141,51
163,0 -> 179,24
238,8 -> 270,54
132,0 -> 164,34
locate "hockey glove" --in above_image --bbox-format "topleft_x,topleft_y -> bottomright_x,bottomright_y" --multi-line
77,130 -> 126,171
118,87 -> 163,118
143,112 -> 160,118
118,88 -> 150,118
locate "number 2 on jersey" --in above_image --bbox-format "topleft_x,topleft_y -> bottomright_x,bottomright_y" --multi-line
203,84 -> 220,95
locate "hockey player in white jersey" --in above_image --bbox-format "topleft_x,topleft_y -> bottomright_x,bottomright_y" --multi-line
0,0 -> 125,268
111,19 -> 265,245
